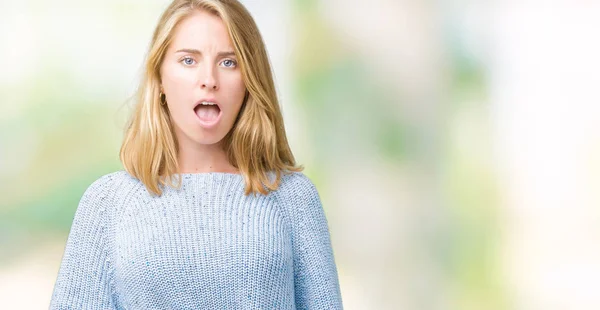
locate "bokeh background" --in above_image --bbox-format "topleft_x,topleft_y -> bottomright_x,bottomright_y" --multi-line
1,0 -> 600,309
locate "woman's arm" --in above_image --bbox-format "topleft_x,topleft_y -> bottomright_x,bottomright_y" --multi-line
283,173 -> 344,310
50,175 -> 115,309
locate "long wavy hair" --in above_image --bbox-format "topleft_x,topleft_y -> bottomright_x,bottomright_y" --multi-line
120,0 -> 302,196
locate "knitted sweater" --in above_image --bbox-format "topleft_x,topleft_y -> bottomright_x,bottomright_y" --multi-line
50,171 -> 343,309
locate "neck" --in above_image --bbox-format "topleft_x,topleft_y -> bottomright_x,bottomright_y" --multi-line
177,141 -> 238,174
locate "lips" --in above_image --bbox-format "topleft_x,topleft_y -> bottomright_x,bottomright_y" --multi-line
193,99 -> 222,128
194,98 -> 221,111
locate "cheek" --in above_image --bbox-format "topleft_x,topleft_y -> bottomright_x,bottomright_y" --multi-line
161,63 -> 197,97
223,74 -> 246,104
161,64 -> 197,125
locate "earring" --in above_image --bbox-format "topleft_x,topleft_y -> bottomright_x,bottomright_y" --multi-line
160,92 -> 166,105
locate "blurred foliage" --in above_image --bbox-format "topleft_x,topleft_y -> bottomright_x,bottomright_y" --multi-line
290,0 -> 506,308
292,1 -> 408,166
0,66 -> 122,261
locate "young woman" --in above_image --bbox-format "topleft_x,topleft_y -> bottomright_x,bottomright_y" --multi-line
49,0 -> 343,309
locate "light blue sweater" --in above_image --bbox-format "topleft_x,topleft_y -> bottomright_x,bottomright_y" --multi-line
50,171 -> 343,309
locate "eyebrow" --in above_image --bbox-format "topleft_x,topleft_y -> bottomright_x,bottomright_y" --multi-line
175,49 -> 236,57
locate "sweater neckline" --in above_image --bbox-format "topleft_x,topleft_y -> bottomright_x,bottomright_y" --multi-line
177,172 -> 242,178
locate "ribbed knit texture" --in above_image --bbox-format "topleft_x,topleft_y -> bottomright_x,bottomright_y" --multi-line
50,170 -> 343,309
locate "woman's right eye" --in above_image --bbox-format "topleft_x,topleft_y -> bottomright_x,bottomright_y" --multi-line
181,56 -> 196,66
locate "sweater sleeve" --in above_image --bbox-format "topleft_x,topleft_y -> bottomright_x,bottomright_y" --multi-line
50,175 -> 115,310
284,173 -> 344,310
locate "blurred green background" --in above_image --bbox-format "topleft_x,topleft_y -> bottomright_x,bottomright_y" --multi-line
2,0 -> 600,309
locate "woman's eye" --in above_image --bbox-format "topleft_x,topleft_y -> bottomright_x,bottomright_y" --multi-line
181,57 -> 196,66
221,59 -> 237,68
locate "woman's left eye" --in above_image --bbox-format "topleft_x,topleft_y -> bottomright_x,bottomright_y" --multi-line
220,59 -> 237,68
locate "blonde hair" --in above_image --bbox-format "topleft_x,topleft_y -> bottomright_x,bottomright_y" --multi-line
120,0 -> 302,197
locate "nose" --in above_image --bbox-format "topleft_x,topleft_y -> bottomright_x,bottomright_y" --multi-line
200,66 -> 218,90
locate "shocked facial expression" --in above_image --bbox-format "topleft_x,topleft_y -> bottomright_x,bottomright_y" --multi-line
160,10 -> 246,147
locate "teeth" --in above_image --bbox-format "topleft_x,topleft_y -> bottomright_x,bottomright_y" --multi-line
200,101 -> 216,105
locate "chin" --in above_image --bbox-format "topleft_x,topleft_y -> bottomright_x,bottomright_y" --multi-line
197,125 -> 235,144
191,132 -> 227,146
174,117 -> 233,147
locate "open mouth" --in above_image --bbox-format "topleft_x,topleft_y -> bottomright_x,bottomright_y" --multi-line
194,101 -> 222,125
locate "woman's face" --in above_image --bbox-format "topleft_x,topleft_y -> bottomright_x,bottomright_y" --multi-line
160,10 -> 246,147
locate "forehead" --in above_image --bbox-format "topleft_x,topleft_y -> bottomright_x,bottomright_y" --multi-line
169,10 -> 233,50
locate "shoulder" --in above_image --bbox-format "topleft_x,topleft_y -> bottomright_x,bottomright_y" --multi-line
273,171 -> 322,211
274,172 -> 332,237
277,171 -> 319,196
72,170 -> 138,222
79,170 -> 137,205
82,170 -> 129,194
